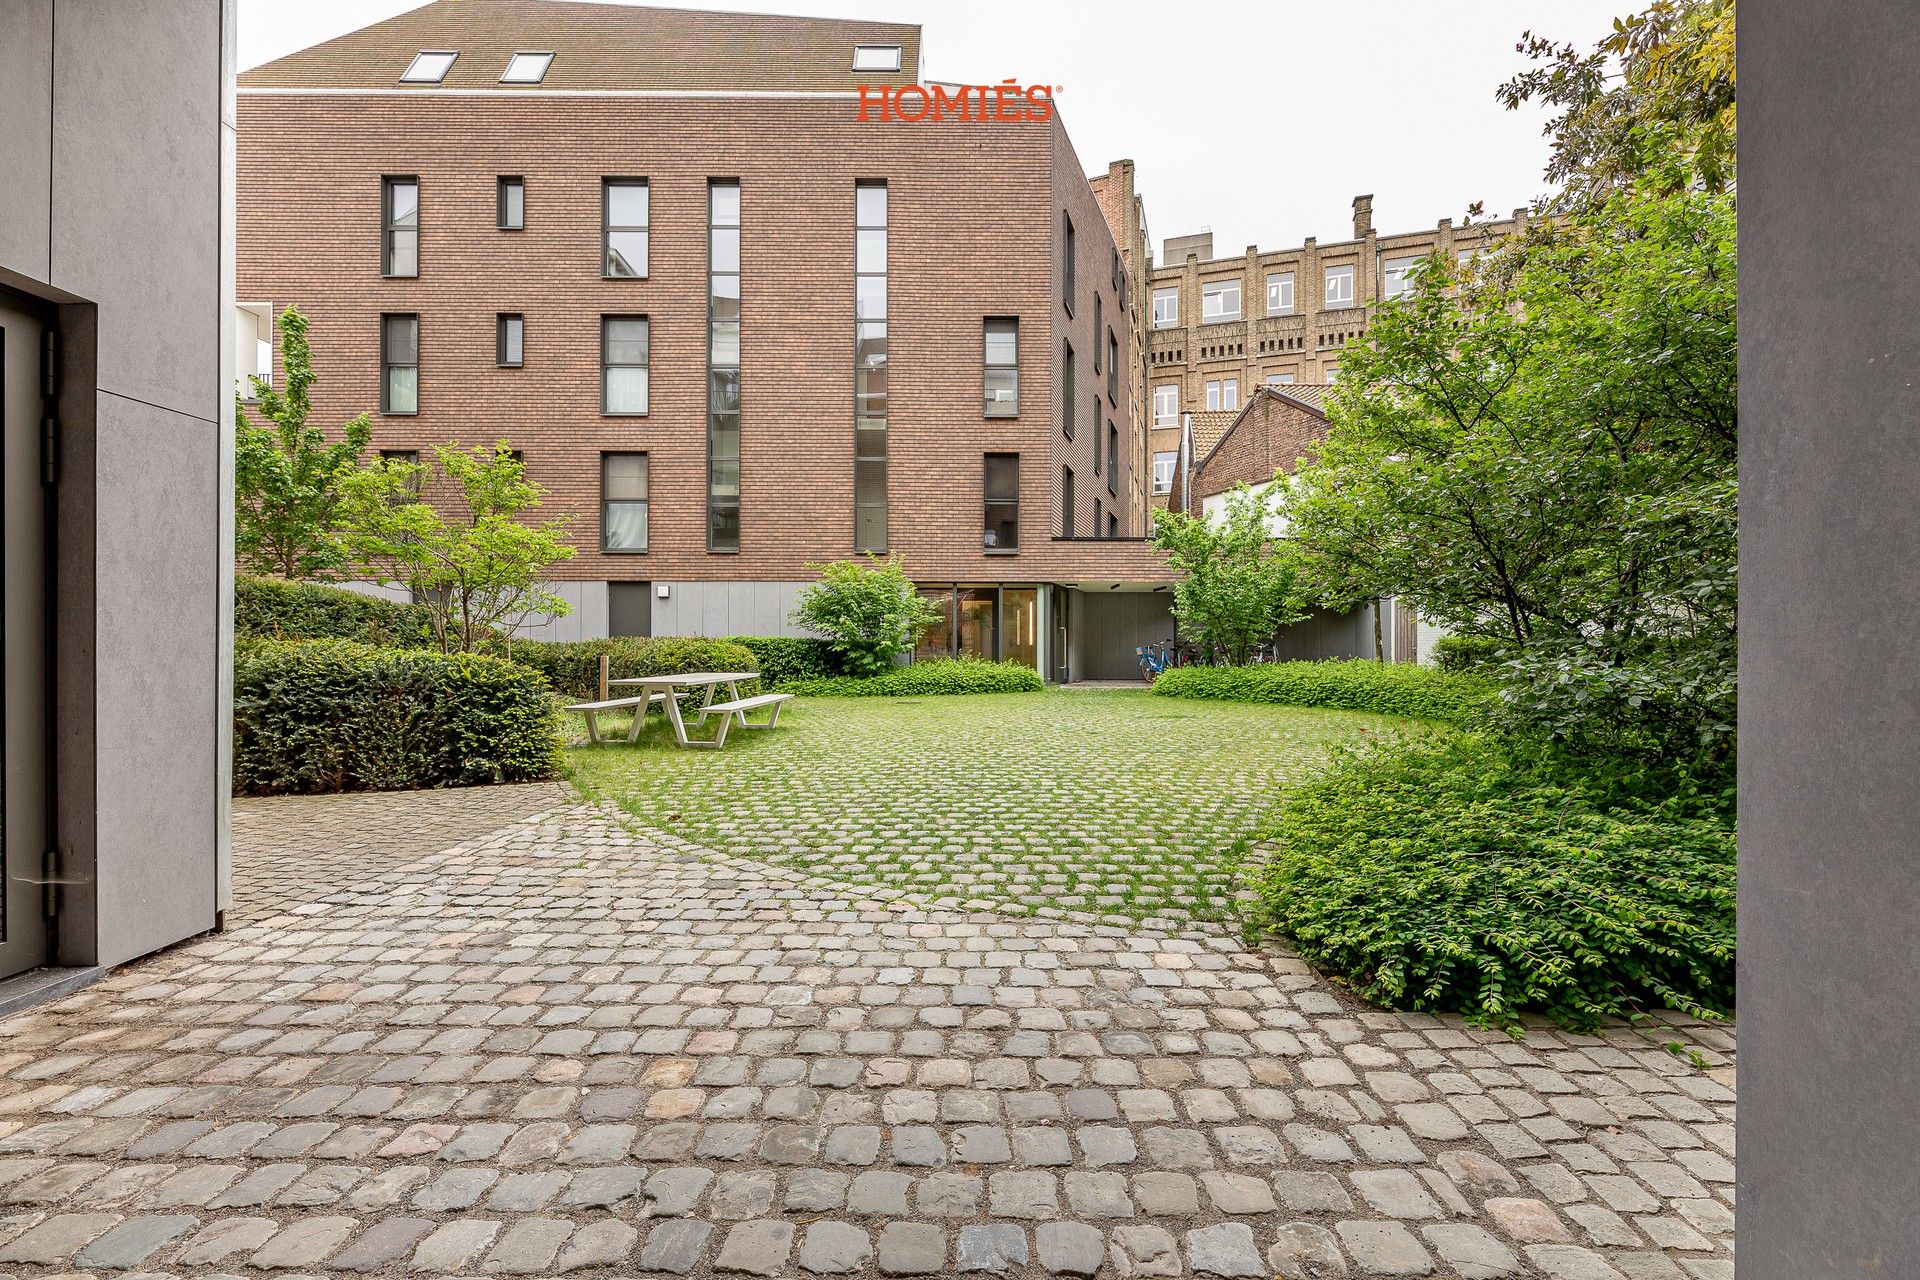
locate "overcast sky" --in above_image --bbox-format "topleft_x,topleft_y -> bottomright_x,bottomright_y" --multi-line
239,0 -> 1623,263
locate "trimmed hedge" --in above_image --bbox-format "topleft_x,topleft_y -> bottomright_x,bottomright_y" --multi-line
1251,735 -> 1736,1031
505,636 -> 759,700
1151,659 -> 1493,724
234,639 -> 560,794
236,574 -> 434,647
1432,633 -> 1504,673
783,658 -> 1042,698
724,635 -> 843,687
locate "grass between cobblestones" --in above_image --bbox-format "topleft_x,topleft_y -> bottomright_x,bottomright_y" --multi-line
564,689 -> 1410,928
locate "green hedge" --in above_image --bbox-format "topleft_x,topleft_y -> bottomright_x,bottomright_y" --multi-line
1432,634 -> 1504,673
234,639 -> 560,794
724,636 -> 842,686
1251,735 -> 1735,1031
236,574 -> 434,647
505,636 -> 759,700
784,658 -> 1042,698
1151,659 -> 1493,724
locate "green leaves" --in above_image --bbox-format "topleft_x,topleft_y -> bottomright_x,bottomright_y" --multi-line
789,557 -> 943,678
782,658 -> 1041,698
1151,660 -> 1495,725
1150,488 -> 1312,665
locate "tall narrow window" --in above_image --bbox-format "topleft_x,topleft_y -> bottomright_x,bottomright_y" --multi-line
382,177 -> 418,277
1325,263 -> 1354,308
601,452 -> 649,552
984,318 -> 1018,416
1062,465 -> 1076,537
1107,331 -> 1119,400
984,453 -> 1019,551
1108,422 -> 1119,496
1152,450 -> 1176,495
1062,213 -> 1076,312
1093,296 -> 1103,371
708,180 -> 742,551
497,177 -> 524,230
1091,396 -> 1102,471
1267,271 -> 1294,314
601,316 -> 648,414
1061,340 -> 1076,439
854,181 -> 888,553
496,313 -> 523,367
381,314 -> 418,414
1095,498 -> 1104,535
1152,287 -> 1178,329
603,179 -> 648,278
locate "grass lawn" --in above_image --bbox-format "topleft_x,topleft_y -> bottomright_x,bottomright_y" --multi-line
565,687 -> 1411,928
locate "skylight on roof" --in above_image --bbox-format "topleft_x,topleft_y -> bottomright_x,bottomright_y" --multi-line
853,44 -> 902,72
501,52 -> 554,84
400,50 -> 457,84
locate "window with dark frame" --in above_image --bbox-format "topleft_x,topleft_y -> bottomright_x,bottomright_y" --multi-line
1062,340 -> 1075,439
601,453 -> 649,552
983,453 -> 1019,551
1091,395 -> 1102,473
379,448 -> 423,503
1095,497 -> 1103,536
497,176 -> 524,230
855,181 -> 889,553
1112,248 -> 1122,292
382,177 -> 418,277
1062,212 -> 1075,312
1107,331 -> 1119,400
1062,465 -> 1076,537
380,314 -> 418,414
602,179 -> 648,278
1108,511 -> 1119,538
1093,295 -> 1103,372
496,313 -> 523,367
1108,422 -> 1119,496
983,318 -> 1018,416
601,315 -> 648,414
708,180 -> 742,551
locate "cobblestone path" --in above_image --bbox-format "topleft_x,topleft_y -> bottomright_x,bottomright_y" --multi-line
0,792 -> 1734,1278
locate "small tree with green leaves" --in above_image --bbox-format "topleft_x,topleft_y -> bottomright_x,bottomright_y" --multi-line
790,557 -> 942,677
1150,487 -> 1312,666
339,443 -> 576,654
234,306 -> 373,579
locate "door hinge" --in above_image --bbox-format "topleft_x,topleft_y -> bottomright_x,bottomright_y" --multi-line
39,330 -> 58,486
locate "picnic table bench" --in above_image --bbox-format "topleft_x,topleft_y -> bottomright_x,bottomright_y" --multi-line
570,672 -> 794,750
563,692 -> 664,744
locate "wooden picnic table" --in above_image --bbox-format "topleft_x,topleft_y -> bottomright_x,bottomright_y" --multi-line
607,671 -> 766,749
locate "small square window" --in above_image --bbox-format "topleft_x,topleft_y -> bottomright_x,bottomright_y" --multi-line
500,52 -> 553,84
853,44 -> 902,71
1202,279 -> 1241,322
400,51 -> 456,84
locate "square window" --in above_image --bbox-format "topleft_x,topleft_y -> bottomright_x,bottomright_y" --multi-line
1202,279 -> 1241,321
400,50 -> 456,83
501,51 -> 553,84
1382,255 -> 1422,299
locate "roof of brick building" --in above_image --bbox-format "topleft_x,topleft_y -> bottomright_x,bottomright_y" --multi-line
1188,410 -> 1238,460
238,0 -> 922,93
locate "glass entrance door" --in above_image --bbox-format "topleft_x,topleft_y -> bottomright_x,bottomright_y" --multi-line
0,294 -> 52,980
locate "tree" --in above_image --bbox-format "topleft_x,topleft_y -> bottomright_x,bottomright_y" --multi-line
789,557 -> 942,677
234,306 -> 373,579
339,444 -> 576,654
1499,0 -> 1735,207
1284,183 -> 1736,764
1150,487 -> 1312,666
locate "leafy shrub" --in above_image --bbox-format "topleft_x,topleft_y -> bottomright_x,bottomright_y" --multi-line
1251,735 -> 1735,1030
1432,633 -> 1503,672
236,573 -> 433,647
784,658 -> 1042,698
233,638 -> 559,794
789,557 -> 942,676
1152,659 -> 1493,724
505,636 -> 758,700
724,636 -> 842,687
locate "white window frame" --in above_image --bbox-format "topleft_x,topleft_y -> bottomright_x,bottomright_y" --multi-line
236,302 -> 273,400
1382,255 -> 1422,300
1153,383 -> 1179,427
1324,264 -> 1354,308
1266,272 -> 1295,315
1205,378 -> 1239,412
853,44 -> 902,71
400,50 -> 457,83
1266,372 -> 1294,385
1151,287 -> 1178,329
1152,451 -> 1177,495
500,51 -> 554,84
1201,279 -> 1241,322
1324,363 -> 1340,383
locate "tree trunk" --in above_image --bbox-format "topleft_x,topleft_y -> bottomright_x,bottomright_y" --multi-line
1373,599 -> 1385,661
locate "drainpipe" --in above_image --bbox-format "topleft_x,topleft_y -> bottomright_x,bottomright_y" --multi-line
1180,412 -> 1194,516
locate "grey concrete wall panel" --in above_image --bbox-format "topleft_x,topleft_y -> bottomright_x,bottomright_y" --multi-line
1070,591 -> 1175,680
0,2 -> 54,282
92,393 -> 217,967
647,582 -> 816,639
214,0 -> 237,914
51,303 -> 99,965
1273,608 -> 1373,662
50,0 -> 223,425
1740,2 -> 1920,1272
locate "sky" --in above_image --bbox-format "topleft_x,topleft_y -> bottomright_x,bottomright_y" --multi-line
238,0 -> 1624,264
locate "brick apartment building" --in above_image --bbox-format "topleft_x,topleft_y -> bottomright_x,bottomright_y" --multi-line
235,0 -> 1176,681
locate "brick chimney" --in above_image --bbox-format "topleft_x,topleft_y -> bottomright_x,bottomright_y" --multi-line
1352,194 -> 1374,239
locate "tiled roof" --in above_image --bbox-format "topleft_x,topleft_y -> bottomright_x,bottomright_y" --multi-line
238,0 -> 922,93
1272,383 -> 1330,413
1188,410 -> 1238,460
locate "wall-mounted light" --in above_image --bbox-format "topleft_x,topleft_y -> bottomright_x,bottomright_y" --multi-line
656,583 -> 671,599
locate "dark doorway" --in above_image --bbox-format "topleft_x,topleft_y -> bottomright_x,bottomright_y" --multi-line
609,581 -> 653,637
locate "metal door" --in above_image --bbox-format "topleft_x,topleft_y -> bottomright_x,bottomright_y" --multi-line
0,294 -> 51,980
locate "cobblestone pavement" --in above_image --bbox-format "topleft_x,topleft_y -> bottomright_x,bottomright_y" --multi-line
0,793 -> 1735,1279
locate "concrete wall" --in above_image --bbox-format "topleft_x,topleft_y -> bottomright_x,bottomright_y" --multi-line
1741,3 -> 1920,1271
509,580 -> 820,642
0,0 -> 231,970
1068,590 -> 1173,681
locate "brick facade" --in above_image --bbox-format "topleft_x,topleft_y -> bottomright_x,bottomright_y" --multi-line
1189,386 -> 1329,505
